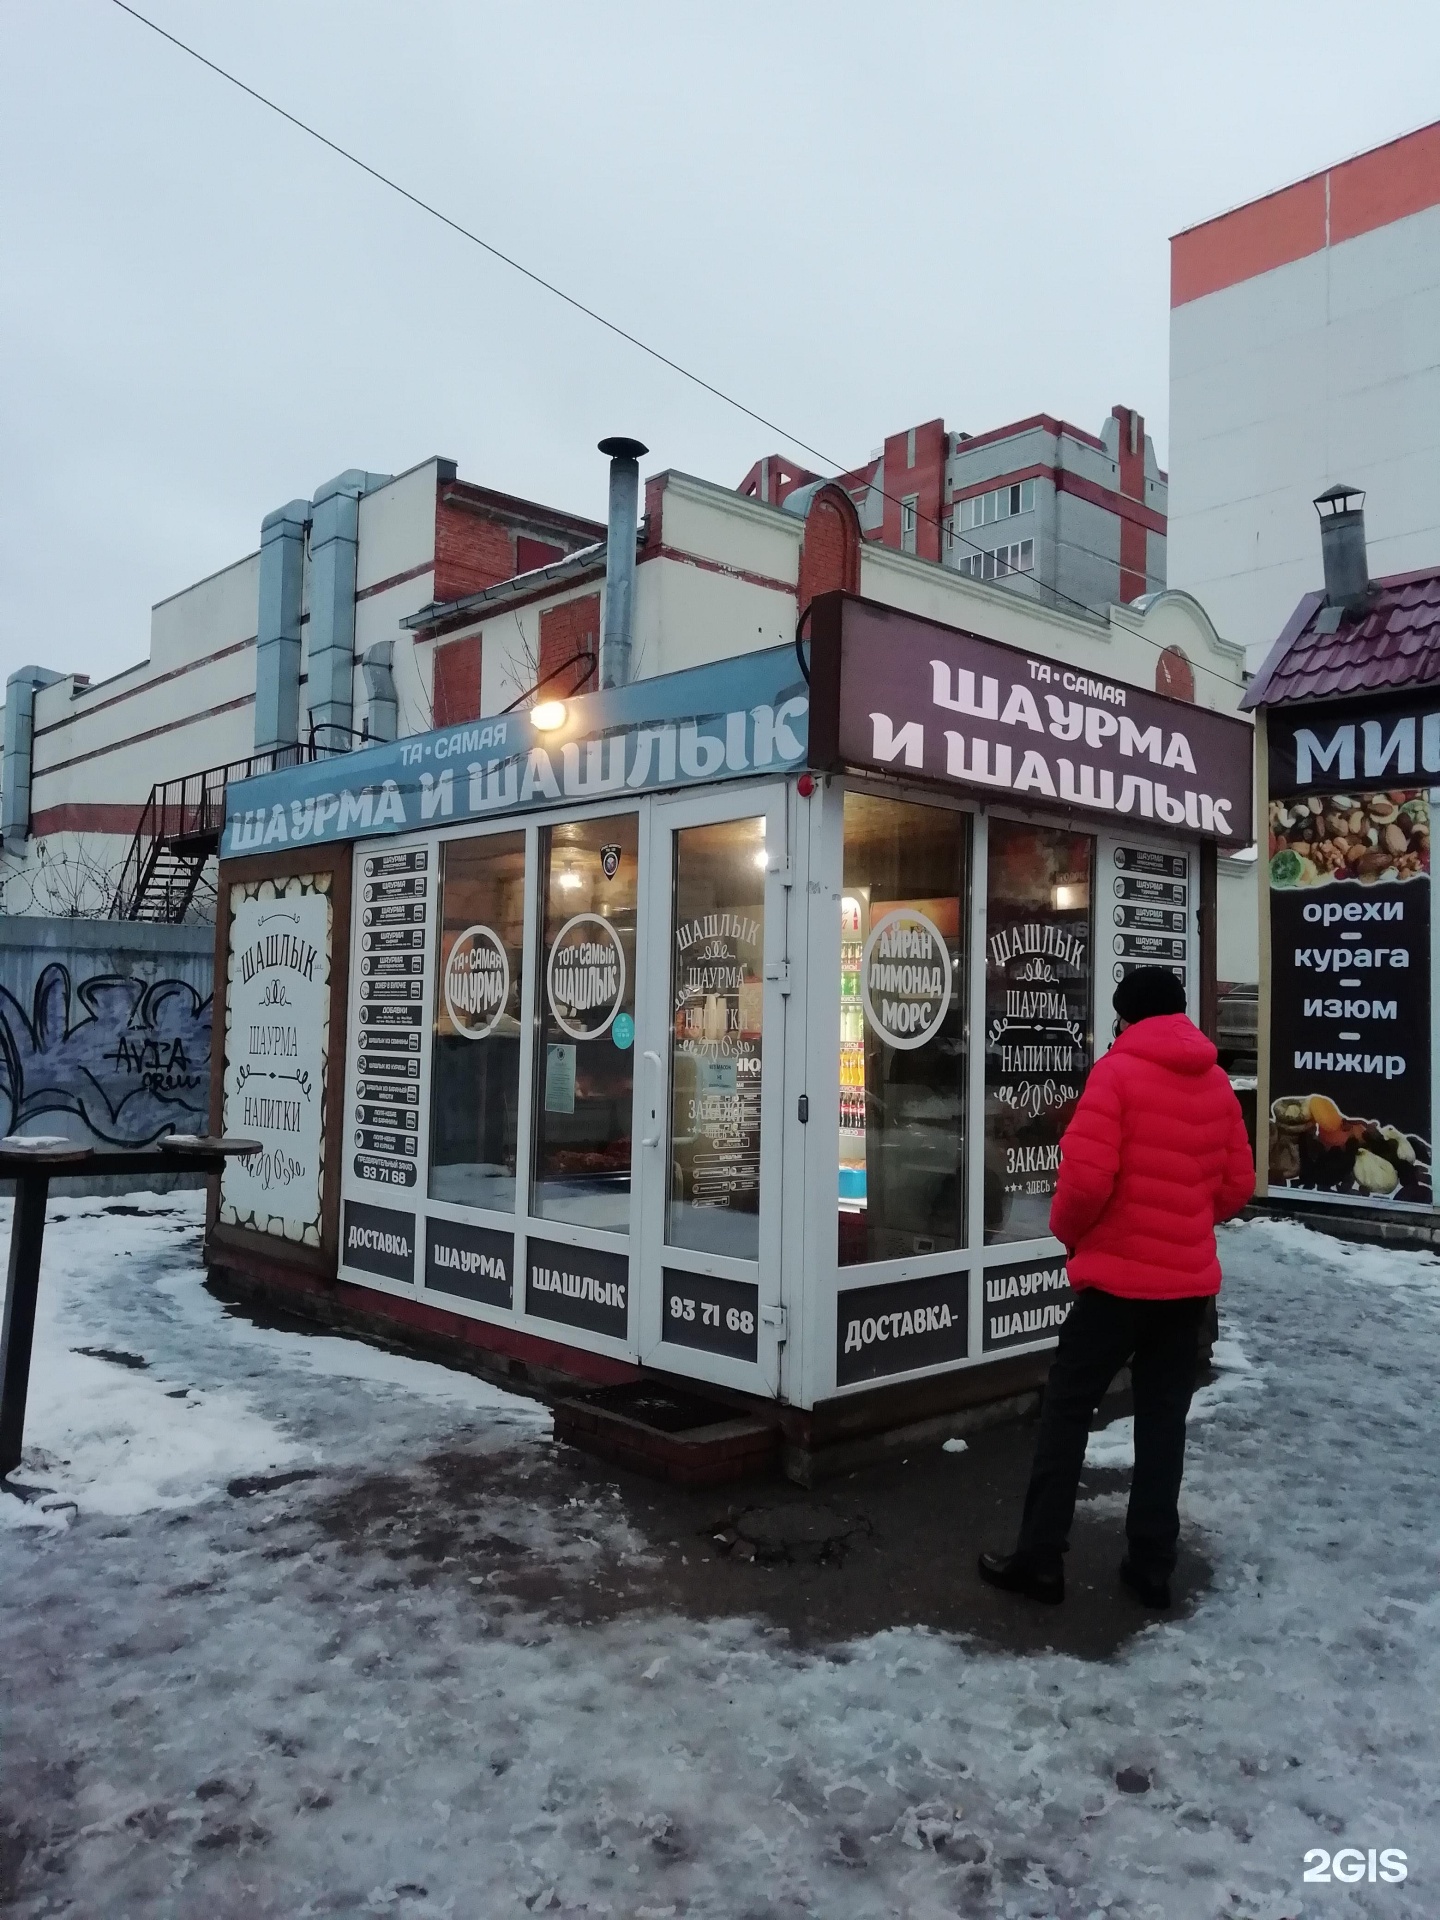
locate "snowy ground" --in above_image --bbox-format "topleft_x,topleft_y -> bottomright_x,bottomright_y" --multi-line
1,1195 -> 1437,1919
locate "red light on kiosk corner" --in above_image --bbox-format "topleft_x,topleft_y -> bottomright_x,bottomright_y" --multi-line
796,774 -> 815,798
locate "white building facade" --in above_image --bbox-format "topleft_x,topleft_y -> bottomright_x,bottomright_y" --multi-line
1,449 -> 1246,948
0,460 -> 601,920
1168,119 -> 1440,663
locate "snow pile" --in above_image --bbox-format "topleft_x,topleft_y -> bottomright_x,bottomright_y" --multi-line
0,1193 -> 545,1530
1085,1326 -> 1266,1469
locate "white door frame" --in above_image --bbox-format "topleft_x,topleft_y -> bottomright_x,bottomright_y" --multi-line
634,777 -> 794,1395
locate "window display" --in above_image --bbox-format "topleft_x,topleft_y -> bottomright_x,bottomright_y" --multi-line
983,820 -> 1094,1244
838,792 -> 969,1266
667,816 -> 767,1259
429,832 -> 525,1210
531,815 -> 639,1230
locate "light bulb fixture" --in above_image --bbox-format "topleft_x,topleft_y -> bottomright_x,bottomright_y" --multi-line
1052,882 -> 1089,912
558,870 -> 583,892
531,699 -> 567,731
753,848 -> 770,871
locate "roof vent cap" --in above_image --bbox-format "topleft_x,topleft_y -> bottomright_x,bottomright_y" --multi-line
1314,482 -> 1371,617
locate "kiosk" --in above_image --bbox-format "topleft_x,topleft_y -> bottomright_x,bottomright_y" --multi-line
206,591 -> 1253,1466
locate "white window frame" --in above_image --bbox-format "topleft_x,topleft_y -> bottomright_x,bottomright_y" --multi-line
900,495 -> 919,555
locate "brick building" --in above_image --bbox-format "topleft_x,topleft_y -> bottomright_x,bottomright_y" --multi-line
737,404 -> 1167,617
3,439 -> 1242,967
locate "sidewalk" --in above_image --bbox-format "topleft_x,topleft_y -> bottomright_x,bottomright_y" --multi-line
2,1195 -> 1436,1917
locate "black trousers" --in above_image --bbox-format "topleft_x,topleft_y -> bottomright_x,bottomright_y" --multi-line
1015,1287 -> 1208,1578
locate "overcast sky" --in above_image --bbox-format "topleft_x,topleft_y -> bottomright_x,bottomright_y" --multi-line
3,0 -> 1437,684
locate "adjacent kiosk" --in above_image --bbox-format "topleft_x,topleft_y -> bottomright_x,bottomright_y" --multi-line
207,591 -> 1253,1475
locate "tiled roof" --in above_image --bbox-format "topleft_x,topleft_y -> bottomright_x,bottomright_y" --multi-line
1242,567 -> 1440,710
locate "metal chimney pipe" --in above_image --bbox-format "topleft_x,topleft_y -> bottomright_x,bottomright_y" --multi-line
598,436 -> 647,688
1314,483 -> 1371,612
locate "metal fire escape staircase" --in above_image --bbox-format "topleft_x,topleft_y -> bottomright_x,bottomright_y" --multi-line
110,745 -> 314,922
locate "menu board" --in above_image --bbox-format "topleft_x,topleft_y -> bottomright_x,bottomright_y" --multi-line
1267,787 -> 1432,1207
1109,845 -> 1188,1021
353,847 -> 429,1188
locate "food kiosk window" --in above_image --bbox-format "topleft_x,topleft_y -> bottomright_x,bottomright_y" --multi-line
838,792 -> 969,1267
429,831 -> 526,1210
531,815 -> 639,1231
983,820 -> 1094,1244
667,816 -> 767,1259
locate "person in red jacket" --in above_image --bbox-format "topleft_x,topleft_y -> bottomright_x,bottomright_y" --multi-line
979,966 -> 1254,1609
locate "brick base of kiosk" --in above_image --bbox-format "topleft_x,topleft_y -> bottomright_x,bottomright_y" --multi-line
209,1244 -> 1058,1487
207,1247 -> 641,1394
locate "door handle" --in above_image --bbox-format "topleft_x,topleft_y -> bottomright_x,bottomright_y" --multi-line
639,1049 -> 663,1147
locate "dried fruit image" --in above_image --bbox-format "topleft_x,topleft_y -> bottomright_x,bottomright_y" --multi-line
1268,789 -> 1430,888
1269,1092 -> 1430,1204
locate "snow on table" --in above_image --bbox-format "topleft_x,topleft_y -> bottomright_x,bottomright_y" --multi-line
1,1197 -> 1437,1918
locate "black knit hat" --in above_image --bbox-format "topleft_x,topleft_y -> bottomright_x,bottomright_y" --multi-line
1113,968 -> 1187,1024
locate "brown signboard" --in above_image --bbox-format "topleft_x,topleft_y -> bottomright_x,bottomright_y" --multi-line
807,594 -> 1253,843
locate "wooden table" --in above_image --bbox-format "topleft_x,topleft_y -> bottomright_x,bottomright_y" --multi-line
0,1136 -> 260,1476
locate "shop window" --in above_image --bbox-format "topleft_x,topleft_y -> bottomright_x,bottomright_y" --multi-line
983,820 -> 1094,1245
667,817 -> 767,1260
531,814 -> 639,1230
838,792 -> 969,1267
429,832 -> 526,1210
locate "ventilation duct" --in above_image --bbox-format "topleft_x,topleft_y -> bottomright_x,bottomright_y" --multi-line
307,469 -> 391,753
597,437 -> 647,689
255,499 -> 309,753
361,641 -> 398,744
2,665 -> 64,842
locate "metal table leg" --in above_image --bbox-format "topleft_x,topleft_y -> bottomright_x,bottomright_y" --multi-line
1,1173 -> 50,1476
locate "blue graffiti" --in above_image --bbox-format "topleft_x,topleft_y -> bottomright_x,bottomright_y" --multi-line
0,963 -> 212,1147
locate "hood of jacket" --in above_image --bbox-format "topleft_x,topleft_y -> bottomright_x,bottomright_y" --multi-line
1110,1011 -> 1218,1076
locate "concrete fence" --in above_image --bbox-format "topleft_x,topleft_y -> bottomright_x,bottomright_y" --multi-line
0,917 -> 213,1194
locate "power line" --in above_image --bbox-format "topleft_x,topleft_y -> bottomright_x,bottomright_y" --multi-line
109,0 -> 1243,694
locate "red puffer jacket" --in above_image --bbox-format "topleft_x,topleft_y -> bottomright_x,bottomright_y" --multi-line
1050,1013 -> 1254,1298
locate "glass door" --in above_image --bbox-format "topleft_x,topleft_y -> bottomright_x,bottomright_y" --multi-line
635,783 -> 791,1394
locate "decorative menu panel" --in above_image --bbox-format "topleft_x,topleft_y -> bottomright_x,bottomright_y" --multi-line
353,847 -> 429,1189
220,872 -> 332,1244
666,817 -> 767,1261
983,821 -> 1094,1245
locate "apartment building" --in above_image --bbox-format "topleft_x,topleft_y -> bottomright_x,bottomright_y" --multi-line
1168,119 -> 1440,661
738,405 -> 1168,618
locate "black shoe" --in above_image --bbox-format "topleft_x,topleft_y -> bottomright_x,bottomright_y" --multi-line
1119,1557 -> 1171,1609
977,1550 -> 1064,1605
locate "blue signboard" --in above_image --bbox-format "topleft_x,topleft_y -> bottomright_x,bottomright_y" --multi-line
223,647 -> 809,857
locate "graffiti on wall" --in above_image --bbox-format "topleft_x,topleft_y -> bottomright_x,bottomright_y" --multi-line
0,963 -> 212,1146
